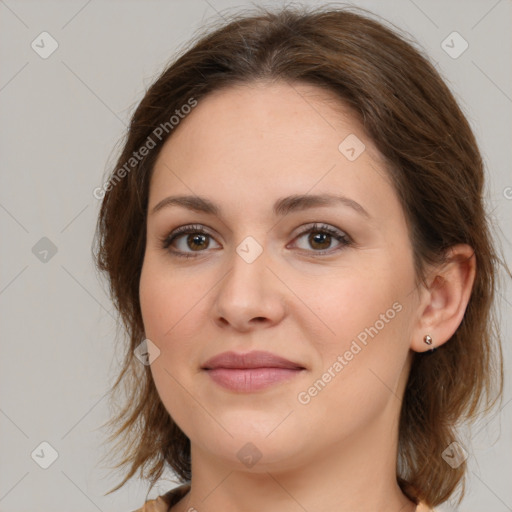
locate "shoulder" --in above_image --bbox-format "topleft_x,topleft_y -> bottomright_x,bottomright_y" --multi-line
130,483 -> 191,512
130,488 -> 438,512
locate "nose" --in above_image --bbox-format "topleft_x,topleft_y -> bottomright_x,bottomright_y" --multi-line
212,243 -> 286,332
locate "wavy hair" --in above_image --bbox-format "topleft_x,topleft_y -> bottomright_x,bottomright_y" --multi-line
93,4 -> 506,507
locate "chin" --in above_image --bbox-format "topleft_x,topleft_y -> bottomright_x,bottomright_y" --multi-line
190,418 -> 311,470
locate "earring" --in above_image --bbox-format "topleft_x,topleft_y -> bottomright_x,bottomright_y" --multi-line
423,334 -> 436,351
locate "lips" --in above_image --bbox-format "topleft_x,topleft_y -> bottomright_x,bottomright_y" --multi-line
201,350 -> 305,370
201,350 -> 306,392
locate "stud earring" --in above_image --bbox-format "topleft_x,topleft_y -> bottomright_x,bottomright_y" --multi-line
424,334 -> 433,346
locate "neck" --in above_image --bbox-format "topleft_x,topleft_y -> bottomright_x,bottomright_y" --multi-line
173,411 -> 416,512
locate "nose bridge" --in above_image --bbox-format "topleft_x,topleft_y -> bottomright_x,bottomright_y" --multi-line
213,235 -> 285,328
223,236 -> 269,302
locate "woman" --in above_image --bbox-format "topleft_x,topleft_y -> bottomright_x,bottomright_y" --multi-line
93,5 -> 506,511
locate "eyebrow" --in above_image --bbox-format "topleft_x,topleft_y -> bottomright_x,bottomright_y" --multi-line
150,193 -> 370,218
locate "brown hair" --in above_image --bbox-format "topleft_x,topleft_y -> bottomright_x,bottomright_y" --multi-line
93,4 -> 506,507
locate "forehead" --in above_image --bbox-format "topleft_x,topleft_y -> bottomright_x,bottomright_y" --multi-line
159,81 -> 372,157
149,81 -> 394,217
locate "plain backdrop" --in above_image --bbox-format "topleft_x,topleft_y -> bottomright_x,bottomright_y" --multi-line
0,1 -> 510,511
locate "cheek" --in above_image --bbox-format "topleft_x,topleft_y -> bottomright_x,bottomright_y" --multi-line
295,261 -> 413,401
298,264 -> 405,349
139,256 -> 205,343
139,256 -> 216,407
139,260 -> 206,434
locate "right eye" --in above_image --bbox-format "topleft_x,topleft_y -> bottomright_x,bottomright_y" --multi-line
161,224 -> 221,258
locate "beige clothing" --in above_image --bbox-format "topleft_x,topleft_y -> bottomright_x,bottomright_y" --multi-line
131,483 -> 437,511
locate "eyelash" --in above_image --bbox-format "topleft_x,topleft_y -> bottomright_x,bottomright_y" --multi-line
160,223 -> 353,259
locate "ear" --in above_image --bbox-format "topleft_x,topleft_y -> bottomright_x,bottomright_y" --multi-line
411,244 -> 476,353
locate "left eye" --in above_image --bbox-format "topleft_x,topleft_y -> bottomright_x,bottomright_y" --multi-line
291,223 -> 351,254
161,223 -> 351,258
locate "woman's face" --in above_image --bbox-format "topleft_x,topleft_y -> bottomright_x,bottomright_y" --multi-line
139,81 -> 422,471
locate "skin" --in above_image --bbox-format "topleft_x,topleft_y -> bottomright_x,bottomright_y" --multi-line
139,81 -> 476,512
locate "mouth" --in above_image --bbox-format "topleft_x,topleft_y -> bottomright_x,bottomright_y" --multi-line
201,350 -> 306,392
203,367 -> 305,392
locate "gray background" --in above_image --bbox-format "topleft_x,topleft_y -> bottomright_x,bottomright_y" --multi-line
0,0 -> 510,511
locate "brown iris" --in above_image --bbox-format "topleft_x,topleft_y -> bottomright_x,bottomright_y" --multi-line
187,233 -> 209,251
308,231 -> 332,250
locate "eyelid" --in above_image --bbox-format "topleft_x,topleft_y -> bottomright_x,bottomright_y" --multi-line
160,223 -> 219,249
289,222 -> 352,253
292,222 -> 349,239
